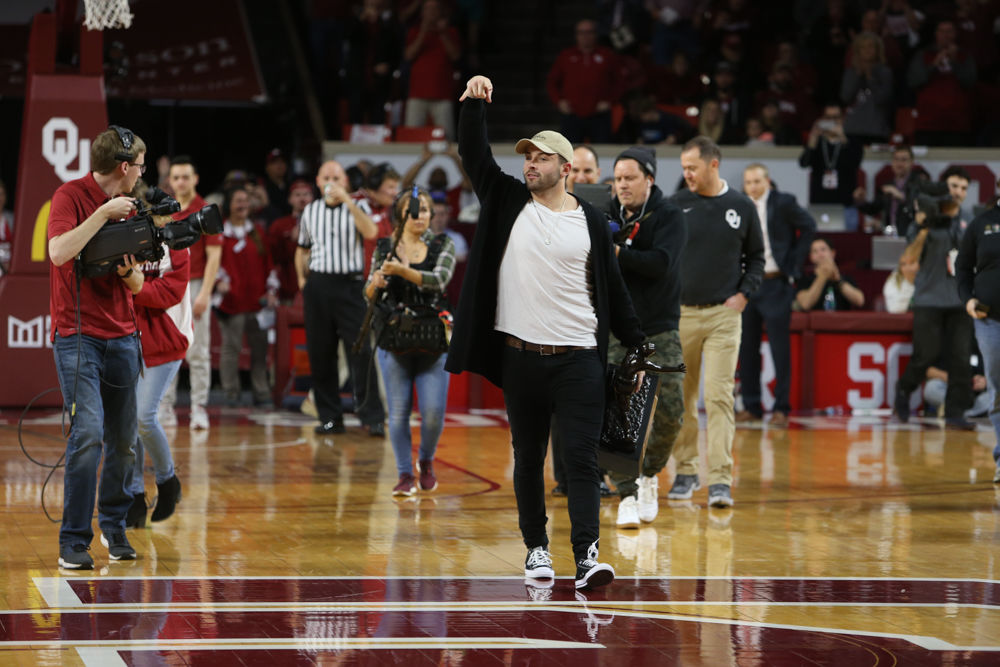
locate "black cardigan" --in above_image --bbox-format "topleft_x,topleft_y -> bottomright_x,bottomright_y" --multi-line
445,99 -> 645,388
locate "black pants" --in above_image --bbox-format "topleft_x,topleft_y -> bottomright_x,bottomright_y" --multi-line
502,346 -> 603,561
303,272 -> 385,425
897,306 -> 973,418
739,278 -> 794,415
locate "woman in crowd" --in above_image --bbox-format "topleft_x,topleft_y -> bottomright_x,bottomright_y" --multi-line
216,185 -> 276,407
122,234 -> 191,527
882,250 -> 918,313
841,31 -> 894,145
365,187 -> 455,497
956,194 -> 1000,484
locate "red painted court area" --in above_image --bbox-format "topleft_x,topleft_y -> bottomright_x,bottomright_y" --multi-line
3,576 -> 998,665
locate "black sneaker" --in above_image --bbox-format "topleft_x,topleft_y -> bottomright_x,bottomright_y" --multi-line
315,420 -> 345,435
894,387 -> 910,423
58,543 -> 94,570
101,532 -> 137,561
574,540 -> 614,590
151,475 -> 182,522
524,546 -> 555,579
944,417 -> 976,431
575,558 -> 615,590
367,422 -> 386,437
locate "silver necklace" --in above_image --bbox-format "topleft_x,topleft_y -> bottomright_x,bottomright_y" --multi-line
530,194 -> 567,245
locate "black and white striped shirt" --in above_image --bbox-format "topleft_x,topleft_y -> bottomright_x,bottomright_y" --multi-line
297,197 -> 371,274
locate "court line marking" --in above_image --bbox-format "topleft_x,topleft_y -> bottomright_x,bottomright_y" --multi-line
2,608 -> 997,658
33,575 -> 1000,582
5,601 -> 1000,614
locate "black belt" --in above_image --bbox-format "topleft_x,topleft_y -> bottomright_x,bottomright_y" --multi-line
683,302 -> 724,309
505,335 -> 596,356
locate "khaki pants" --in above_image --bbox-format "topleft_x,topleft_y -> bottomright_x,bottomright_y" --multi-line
673,304 -> 741,486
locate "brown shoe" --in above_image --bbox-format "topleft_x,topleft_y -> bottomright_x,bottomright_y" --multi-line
770,412 -> 789,428
734,410 -> 760,423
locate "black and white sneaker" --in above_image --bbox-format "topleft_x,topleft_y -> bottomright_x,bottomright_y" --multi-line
574,541 -> 614,590
524,546 -> 555,579
58,543 -> 94,570
101,532 -> 137,561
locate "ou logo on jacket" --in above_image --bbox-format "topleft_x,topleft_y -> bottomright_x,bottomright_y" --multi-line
42,117 -> 91,183
725,208 -> 741,229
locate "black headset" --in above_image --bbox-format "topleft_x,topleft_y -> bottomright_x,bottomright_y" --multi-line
109,124 -> 135,162
391,185 -> 432,227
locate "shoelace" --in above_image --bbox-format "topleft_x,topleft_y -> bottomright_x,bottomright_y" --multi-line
107,533 -> 128,547
577,559 -> 599,569
526,548 -> 551,568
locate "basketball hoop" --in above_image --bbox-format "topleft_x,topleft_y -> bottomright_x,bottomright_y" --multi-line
82,0 -> 133,30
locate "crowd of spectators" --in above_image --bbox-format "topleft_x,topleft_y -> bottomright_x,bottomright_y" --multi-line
304,1 -> 1000,149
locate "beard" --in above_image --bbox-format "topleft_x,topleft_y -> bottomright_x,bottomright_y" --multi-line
525,168 -> 561,193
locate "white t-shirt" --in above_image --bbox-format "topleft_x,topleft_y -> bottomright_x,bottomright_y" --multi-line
495,200 -> 597,346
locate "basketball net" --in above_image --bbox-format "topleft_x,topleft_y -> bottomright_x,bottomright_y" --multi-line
82,0 -> 133,30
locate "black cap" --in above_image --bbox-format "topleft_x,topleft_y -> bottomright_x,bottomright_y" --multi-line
615,146 -> 657,179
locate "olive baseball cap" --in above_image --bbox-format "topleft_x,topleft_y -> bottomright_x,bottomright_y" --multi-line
514,130 -> 574,163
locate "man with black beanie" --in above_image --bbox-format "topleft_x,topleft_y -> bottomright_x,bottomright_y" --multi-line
668,136 -> 765,509
606,146 -> 687,530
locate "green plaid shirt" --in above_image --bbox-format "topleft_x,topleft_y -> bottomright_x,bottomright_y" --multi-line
365,230 -> 456,298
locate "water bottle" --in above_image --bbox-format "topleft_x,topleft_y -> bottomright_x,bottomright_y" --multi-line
823,285 -> 836,311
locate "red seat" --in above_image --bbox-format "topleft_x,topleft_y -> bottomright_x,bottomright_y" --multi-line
394,125 -> 445,143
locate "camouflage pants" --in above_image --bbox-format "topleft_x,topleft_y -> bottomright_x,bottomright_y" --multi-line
608,329 -> 684,498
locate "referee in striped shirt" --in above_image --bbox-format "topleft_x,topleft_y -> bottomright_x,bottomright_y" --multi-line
295,160 -> 386,436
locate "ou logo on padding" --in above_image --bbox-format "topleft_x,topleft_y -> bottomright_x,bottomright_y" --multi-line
42,117 -> 90,183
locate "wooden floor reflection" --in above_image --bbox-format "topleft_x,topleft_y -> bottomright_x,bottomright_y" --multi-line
1,407 -> 998,665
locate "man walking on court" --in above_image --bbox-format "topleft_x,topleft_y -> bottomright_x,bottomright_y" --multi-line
606,146 -> 687,529
446,75 -> 646,590
736,163 -> 815,428
668,136 -> 764,508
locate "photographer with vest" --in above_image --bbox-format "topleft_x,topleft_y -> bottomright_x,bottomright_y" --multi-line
365,187 -> 456,498
894,177 -> 974,429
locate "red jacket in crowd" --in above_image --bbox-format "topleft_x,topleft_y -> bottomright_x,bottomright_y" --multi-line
135,246 -> 192,367
218,220 -> 271,315
546,45 -> 621,117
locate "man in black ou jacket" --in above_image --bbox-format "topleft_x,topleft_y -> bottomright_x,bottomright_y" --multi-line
446,75 -> 646,591
604,146 -> 687,531
736,163 -> 816,428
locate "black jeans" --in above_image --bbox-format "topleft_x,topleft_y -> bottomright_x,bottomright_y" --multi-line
897,306 -> 973,418
502,345 -> 604,561
739,278 -> 794,415
303,272 -> 385,425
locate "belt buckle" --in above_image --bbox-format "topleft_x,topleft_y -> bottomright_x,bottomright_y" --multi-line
538,344 -> 555,356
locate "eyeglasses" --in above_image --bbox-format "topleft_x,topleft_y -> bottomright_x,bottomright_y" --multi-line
130,162 -> 147,175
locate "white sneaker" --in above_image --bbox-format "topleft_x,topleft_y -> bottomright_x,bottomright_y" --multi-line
190,405 -> 209,430
158,406 -> 177,428
616,495 -> 640,528
636,475 -> 659,523
524,546 -> 555,579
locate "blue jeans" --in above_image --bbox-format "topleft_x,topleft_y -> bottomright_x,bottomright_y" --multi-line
376,349 -> 449,475
131,359 -> 181,495
53,333 -> 140,546
974,318 -> 1000,463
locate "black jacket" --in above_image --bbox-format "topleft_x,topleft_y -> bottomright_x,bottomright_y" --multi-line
762,189 -> 816,280
611,185 -> 686,335
445,99 -> 645,388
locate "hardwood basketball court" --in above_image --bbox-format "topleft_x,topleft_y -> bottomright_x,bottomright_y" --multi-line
1,407 -> 998,665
